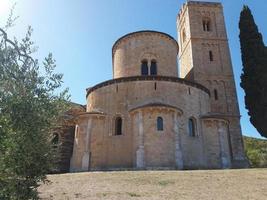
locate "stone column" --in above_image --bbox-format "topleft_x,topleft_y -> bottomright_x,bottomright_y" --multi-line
81,118 -> 92,171
70,125 -> 79,172
136,111 -> 145,169
174,113 -> 183,169
218,121 -> 231,169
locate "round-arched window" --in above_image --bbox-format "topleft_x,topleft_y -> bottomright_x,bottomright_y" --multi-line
115,117 -> 122,135
150,60 -> 157,75
202,18 -> 211,32
157,116 -> 163,131
188,118 -> 196,137
141,60 -> 148,75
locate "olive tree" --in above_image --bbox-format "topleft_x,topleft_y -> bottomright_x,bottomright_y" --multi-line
0,17 -> 69,199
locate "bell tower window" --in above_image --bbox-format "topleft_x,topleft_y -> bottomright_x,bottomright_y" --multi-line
214,89 -> 218,100
203,18 -> 211,32
209,51 -> 213,61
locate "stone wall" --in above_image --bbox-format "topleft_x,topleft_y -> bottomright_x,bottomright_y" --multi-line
131,108 -> 180,169
201,117 -> 232,169
177,1 -> 248,167
68,1 -> 248,172
112,31 -> 179,78
69,78 -> 213,171
57,126 -> 76,173
55,103 -> 85,173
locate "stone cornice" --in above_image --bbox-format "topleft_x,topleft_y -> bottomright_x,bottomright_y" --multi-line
128,102 -> 183,114
200,113 -> 241,121
86,75 -> 210,98
76,112 -> 106,118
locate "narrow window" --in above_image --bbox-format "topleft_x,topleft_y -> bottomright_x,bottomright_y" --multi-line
115,117 -> 122,135
214,89 -> 218,100
157,117 -> 163,131
188,118 -> 196,137
141,60 -> 148,75
209,51 -> 213,61
207,21 -> 211,31
188,87 -> 191,95
203,19 -> 211,32
150,60 -> 157,75
202,20 -> 206,31
154,82 -> 157,90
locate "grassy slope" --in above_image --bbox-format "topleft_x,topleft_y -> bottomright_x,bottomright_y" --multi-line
38,137 -> 267,199
39,169 -> 267,200
243,136 -> 267,167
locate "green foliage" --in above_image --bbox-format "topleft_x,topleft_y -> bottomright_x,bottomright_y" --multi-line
0,25 -> 69,199
243,136 -> 267,168
239,6 -> 267,138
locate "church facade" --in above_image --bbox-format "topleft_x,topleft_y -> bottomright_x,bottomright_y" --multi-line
67,1 -> 248,172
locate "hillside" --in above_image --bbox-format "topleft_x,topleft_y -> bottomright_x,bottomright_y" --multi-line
243,136 -> 267,167
38,136 -> 267,199
38,169 -> 267,200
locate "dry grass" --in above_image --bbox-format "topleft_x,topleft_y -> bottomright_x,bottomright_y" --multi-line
38,169 -> 267,200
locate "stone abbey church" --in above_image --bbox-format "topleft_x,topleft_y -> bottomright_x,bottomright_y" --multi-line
56,1 -> 249,173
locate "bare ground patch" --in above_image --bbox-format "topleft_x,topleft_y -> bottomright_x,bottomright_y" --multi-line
38,169 -> 267,200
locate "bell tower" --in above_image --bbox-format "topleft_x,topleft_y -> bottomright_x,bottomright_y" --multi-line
177,1 -> 248,167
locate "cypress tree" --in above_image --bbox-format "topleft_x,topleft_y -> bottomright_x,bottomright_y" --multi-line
239,6 -> 267,138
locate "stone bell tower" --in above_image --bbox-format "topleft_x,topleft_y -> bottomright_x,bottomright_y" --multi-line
177,1 -> 248,167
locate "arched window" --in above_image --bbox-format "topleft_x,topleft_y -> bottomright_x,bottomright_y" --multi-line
115,117 -> 122,135
203,18 -> 211,32
157,117 -> 163,131
141,60 -> 148,75
52,133 -> 59,145
209,51 -> 213,61
188,118 -> 196,137
206,20 -> 211,31
214,89 -> 218,100
150,60 -> 157,75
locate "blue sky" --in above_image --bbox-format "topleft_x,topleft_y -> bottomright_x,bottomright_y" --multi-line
0,0 -> 266,139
